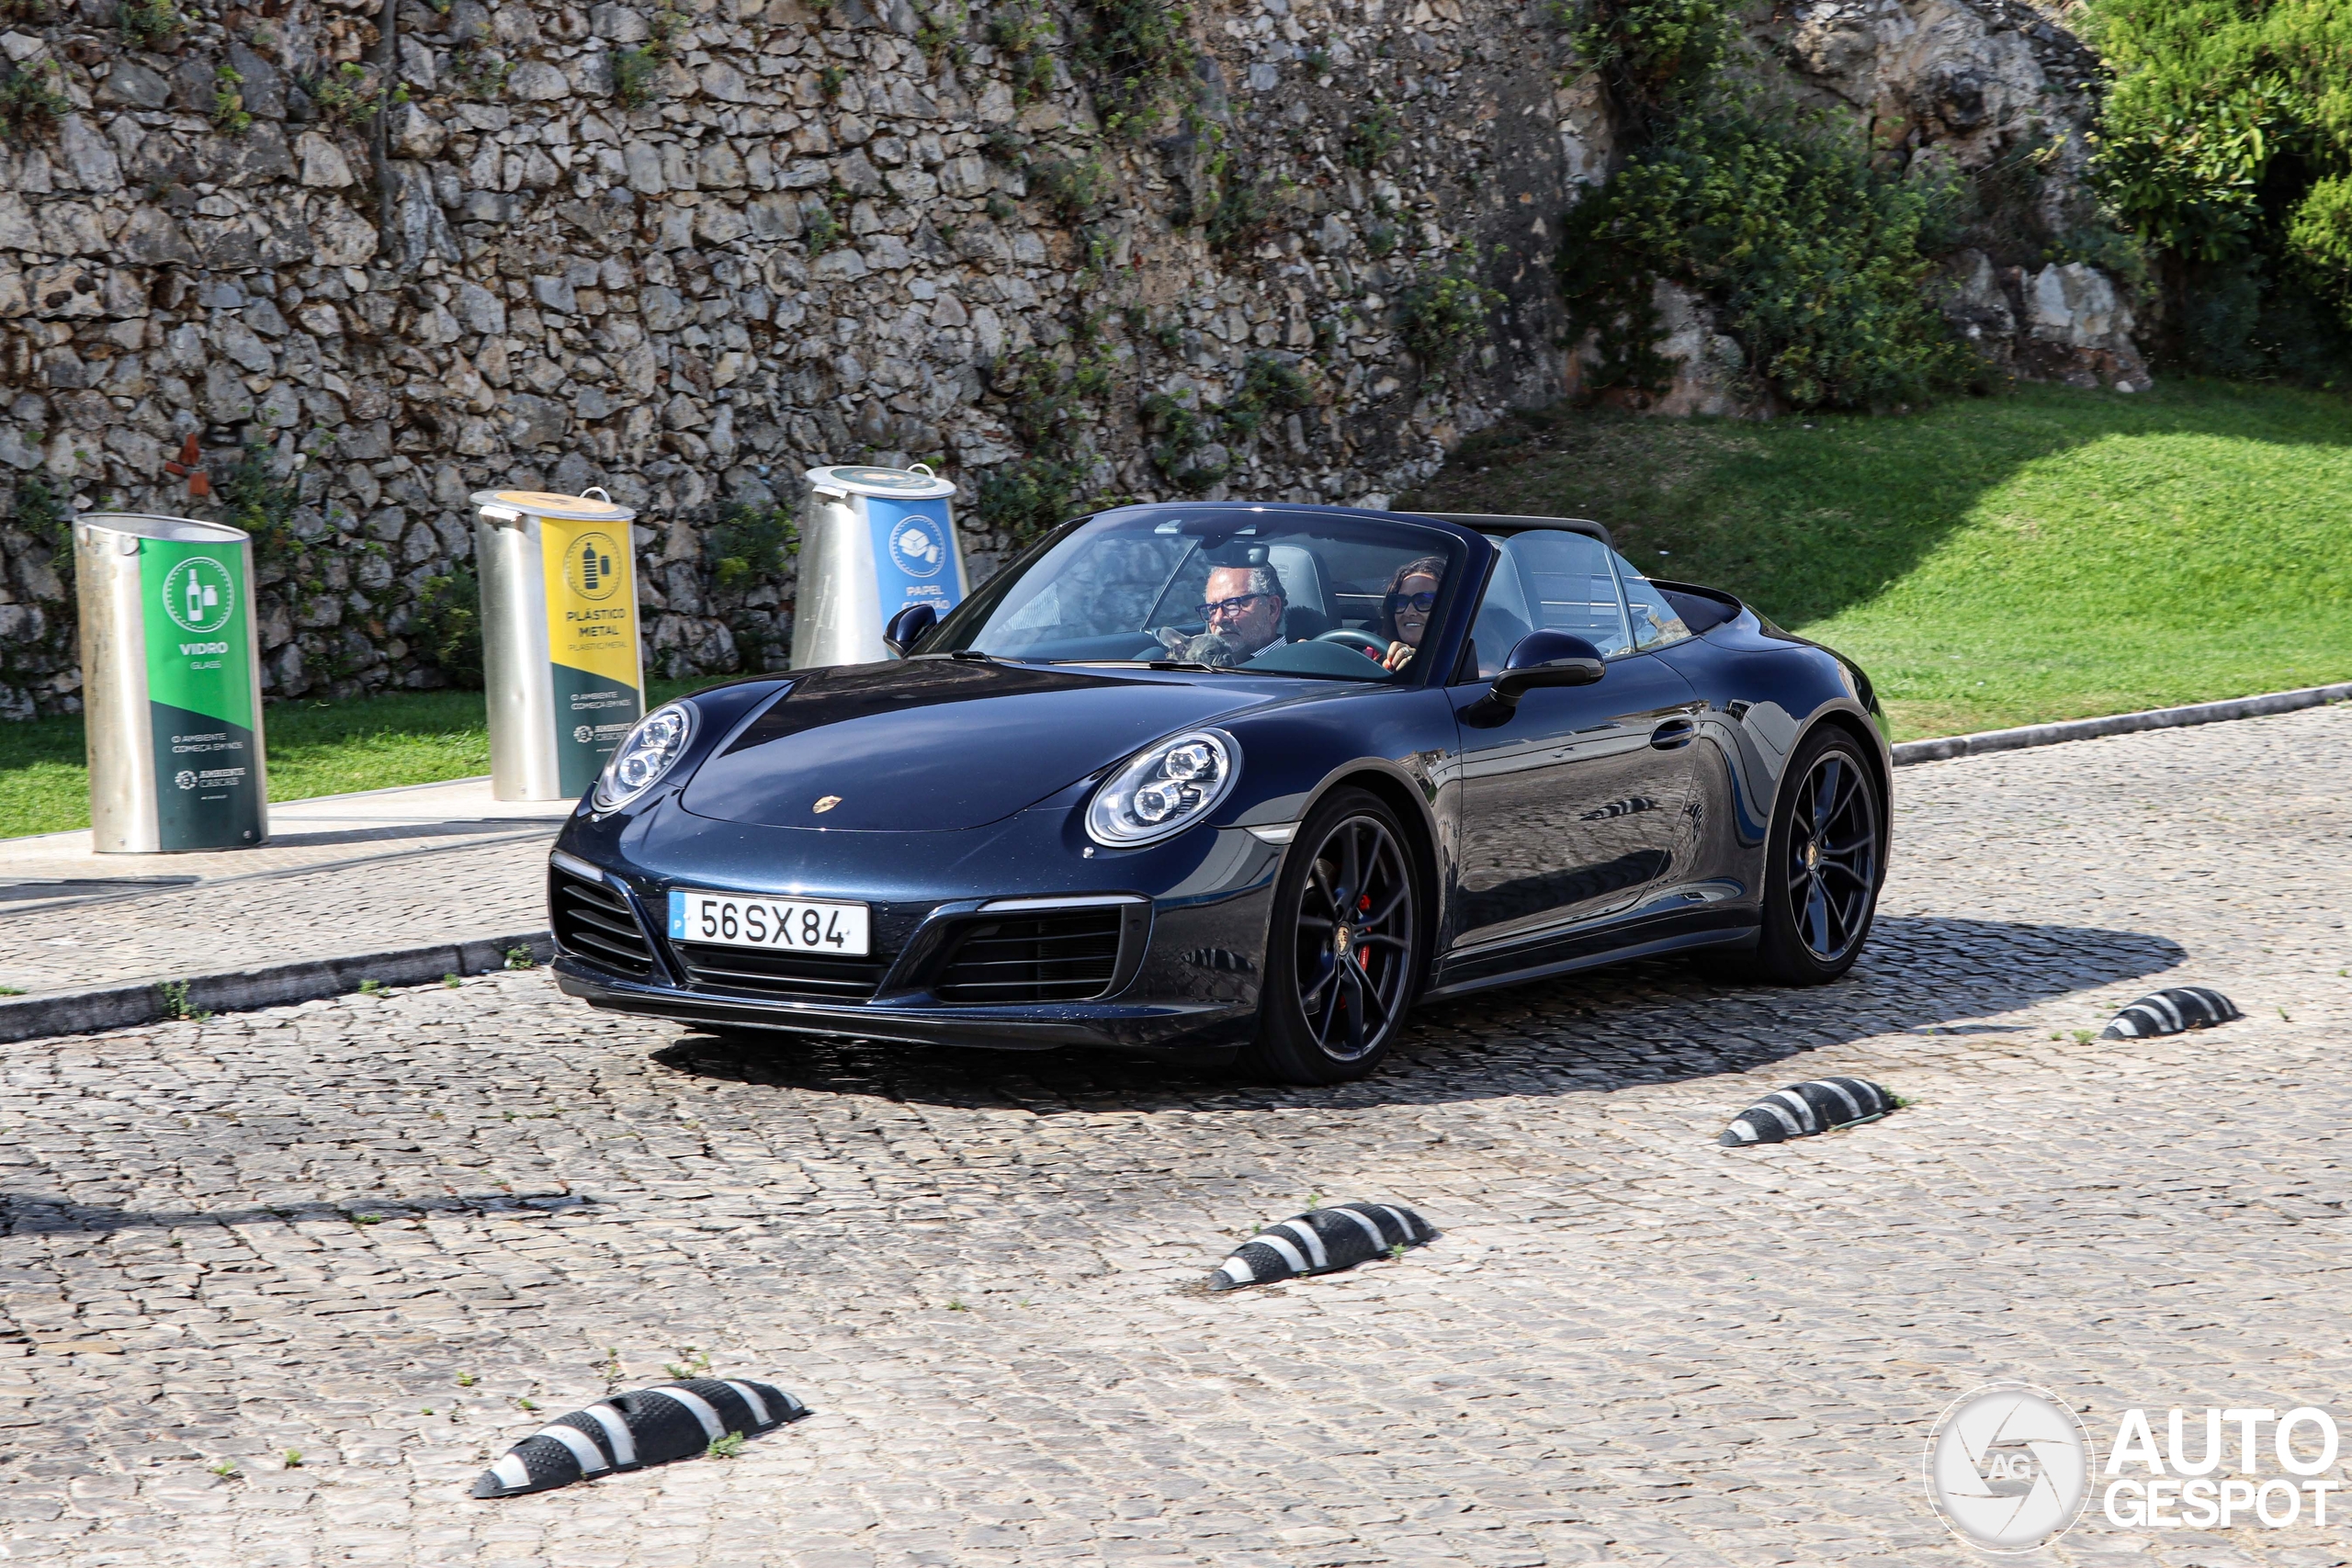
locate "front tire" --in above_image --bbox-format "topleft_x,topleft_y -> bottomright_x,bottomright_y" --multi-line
1240,788 -> 1422,1084
1744,727 -> 1886,984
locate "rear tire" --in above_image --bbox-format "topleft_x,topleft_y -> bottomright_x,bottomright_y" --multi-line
1728,726 -> 1886,985
1239,788 -> 1423,1084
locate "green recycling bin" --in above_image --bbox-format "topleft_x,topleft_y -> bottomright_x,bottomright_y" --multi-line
74,513 -> 269,853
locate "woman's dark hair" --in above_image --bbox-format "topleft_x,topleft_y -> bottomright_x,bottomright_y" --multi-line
1378,555 -> 1449,643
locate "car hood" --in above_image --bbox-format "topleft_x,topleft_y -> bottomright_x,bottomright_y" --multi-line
679,659 -> 1271,831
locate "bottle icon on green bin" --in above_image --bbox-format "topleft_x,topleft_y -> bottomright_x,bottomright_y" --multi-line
161,558 -> 235,635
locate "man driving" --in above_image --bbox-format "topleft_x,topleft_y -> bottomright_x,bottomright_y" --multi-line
1161,563 -> 1288,665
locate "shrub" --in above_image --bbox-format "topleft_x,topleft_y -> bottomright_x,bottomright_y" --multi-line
707,502 -> 797,592
705,502 -> 797,667
214,443 -> 301,567
1574,0 -> 1732,135
1219,354 -> 1311,441
1140,389 -> 1221,491
1074,0 -> 1192,135
0,59 -> 69,144
1028,154 -> 1105,222
2083,0 -> 2352,379
312,62 -> 381,127
118,0 -> 184,49
990,1 -> 1058,105
8,475 -> 72,581
977,456 -> 1088,542
613,3 -> 684,107
212,65 -> 253,136
411,568 -> 483,687
1560,104 -> 1973,409
1397,251 -> 1505,374
1343,103 -> 1401,171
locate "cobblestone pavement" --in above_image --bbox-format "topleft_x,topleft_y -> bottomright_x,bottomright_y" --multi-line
0,777 -> 565,995
1,705 -> 2347,1568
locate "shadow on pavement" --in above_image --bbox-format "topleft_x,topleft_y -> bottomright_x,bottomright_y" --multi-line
0,1190 -> 592,1237
646,914 -> 2186,1112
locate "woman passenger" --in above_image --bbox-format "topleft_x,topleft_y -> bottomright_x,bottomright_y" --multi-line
1377,555 -> 1446,672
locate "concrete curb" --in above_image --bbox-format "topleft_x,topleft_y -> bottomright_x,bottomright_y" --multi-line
0,932 -> 554,1046
1890,682 -> 2352,766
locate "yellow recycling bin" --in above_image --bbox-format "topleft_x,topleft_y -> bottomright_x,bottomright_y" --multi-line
471,488 -> 645,802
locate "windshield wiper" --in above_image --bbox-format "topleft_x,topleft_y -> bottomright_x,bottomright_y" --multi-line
1035,658 -> 1256,673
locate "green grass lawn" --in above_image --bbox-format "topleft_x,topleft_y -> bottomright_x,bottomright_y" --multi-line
0,676 -> 718,840
1399,378 -> 2352,740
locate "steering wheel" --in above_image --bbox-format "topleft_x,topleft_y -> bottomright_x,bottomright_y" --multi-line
1313,627 -> 1390,660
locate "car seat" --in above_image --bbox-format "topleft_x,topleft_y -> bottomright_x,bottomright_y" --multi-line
1266,545 -> 1333,624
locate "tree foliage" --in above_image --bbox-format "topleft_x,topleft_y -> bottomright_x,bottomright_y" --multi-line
2084,0 -> 2352,379
1562,100 -> 1974,410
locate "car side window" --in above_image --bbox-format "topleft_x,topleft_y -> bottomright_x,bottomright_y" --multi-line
1458,532 -> 1631,680
1611,550 -> 1693,651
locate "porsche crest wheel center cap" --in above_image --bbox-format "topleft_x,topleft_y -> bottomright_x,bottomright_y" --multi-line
1332,926 -> 1353,958
1804,841 -> 1820,869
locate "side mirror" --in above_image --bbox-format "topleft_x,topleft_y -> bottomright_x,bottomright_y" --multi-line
1487,630 -> 1605,709
883,603 -> 938,658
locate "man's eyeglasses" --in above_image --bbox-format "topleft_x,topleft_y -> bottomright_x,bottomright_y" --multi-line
1385,591 -> 1439,614
1199,592 -> 1279,619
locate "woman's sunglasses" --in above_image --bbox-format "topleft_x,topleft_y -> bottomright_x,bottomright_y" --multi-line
1385,591 -> 1439,614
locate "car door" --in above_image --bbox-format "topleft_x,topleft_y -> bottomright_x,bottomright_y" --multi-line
1449,531 -> 1703,949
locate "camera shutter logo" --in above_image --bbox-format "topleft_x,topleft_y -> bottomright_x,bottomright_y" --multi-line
160,558 -> 235,635
564,532 -> 622,602
1926,1383 -> 2091,1552
889,514 -> 947,580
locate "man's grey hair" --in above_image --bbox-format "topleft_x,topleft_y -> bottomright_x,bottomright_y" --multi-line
1223,565 -> 1284,601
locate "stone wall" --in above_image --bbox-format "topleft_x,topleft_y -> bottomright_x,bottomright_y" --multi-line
0,0 -> 2141,718
0,0 -> 1610,716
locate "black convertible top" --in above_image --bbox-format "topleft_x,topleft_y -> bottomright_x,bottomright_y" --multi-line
1411,513 -> 1614,549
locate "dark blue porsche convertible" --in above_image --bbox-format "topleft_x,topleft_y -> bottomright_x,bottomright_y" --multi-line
548,503 -> 1890,1083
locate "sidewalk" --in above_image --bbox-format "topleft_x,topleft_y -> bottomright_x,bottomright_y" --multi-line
0,778 -> 567,1043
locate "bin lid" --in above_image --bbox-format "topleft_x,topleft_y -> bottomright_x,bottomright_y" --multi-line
469,489 -> 638,522
75,513 -> 249,543
805,464 -> 957,501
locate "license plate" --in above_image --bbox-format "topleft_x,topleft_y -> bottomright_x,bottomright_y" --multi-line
667,889 -> 870,955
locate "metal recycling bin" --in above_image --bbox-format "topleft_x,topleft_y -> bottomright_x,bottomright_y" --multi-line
74,513 -> 269,853
790,464 -> 968,669
472,488 -> 646,802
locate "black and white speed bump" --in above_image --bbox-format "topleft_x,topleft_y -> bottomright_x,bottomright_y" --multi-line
470,1378 -> 805,1498
2098,986 -> 2241,1040
1210,1201 -> 1433,1290
1719,1077 -> 1895,1146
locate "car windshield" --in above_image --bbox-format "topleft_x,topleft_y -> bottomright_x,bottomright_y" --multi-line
924,505 -> 1469,682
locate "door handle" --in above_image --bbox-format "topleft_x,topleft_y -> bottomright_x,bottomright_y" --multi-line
1650,718 -> 1696,750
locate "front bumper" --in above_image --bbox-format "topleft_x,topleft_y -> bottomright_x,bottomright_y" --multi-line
547,795 -> 1285,1055
552,956 -> 1253,1053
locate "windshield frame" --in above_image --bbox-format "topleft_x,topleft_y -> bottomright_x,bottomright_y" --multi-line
910,502 -> 1488,686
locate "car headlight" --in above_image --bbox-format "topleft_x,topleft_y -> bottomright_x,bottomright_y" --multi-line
1086,728 -> 1238,847
592,702 -> 695,812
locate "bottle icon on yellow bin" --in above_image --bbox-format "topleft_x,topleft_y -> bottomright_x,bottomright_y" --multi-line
579,537 -> 612,592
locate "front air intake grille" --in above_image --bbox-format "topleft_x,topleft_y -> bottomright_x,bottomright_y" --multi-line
933,908 -> 1125,1004
550,867 -> 656,978
671,943 -> 889,1003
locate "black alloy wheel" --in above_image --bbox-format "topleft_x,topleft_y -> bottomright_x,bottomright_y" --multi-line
1244,787 -> 1421,1084
1735,728 -> 1885,984
1784,745 -> 1880,964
